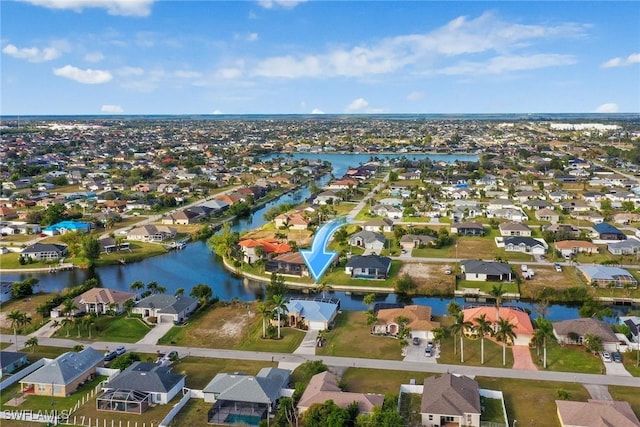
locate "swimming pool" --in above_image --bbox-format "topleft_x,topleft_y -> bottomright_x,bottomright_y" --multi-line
224,414 -> 263,426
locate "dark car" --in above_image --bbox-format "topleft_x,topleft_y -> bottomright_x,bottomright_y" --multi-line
612,352 -> 622,363
412,337 -> 420,346
103,351 -> 117,362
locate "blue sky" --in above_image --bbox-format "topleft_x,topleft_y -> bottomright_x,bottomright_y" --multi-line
1,0 -> 639,115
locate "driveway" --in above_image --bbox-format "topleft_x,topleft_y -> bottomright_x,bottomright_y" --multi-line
511,345 -> 538,371
403,341 -> 438,363
604,360 -> 632,376
584,384 -> 613,400
294,329 -> 318,356
136,321 -> 175,345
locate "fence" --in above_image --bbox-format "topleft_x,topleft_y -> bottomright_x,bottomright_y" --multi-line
479,389 -> 509,427
158,389 -> 195,427
0,358 -> 46,392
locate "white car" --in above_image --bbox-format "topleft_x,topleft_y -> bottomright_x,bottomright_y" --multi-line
601,351 -> 612,363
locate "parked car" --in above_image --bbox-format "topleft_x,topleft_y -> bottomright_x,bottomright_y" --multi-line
164,350 -> 178,360
425,348 -> 432,357
601,351 -> 612,363
426,341 -> 434,349
103,351 -> 118,362
444,267 -> 452,275
612,352 -> 622,363
115,346 -> 126,356
412,337 -> 420,346
554,263 -> 562,272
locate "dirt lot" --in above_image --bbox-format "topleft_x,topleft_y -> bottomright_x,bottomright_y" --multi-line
398,262 -> 455,295
518,266 -> 587,299
456,237 -> 499,259
0,293 -> 52,333
180,302 -> 257,348
242,228 -> 313,247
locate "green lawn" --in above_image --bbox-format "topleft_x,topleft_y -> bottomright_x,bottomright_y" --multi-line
316,311 -> 403,360
25,345 -> 68,362
530,342 -> 604,374
456,280 -> 519,295
437,336 -> 515,368
52,314 -> 150,343
322,260 -> 402,288
173,356 -> 274,389
341,368 -> 432,394
609,386 -> 640,419
621,350 -> 640,377
481,397 -> 506,424
399,392 -> 422,427
238,322 -> 306,353
165,397 -> 211,427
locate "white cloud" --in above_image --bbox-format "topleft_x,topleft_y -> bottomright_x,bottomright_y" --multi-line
101,104 -> 123,113
258,0 -> 307,9
21,0 -> 154,16
438,54 -> 576,75
2,43 -> 63,62
84,52 -> 104,63
345,98 -> 368,112
251,12 -> 586,79
406,91 -> 424,101
601,52 -> 640,68
311,108 -> 324,114
235,32 -> 259,42
216,67 -> 243,80
53,65 -> 113,84
211,109 -> 223,115
595,103 -> 618,113
174,70 -> 202,79
117,66 -> 144,76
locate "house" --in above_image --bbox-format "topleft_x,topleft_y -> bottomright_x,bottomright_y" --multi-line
450,222 -> 484,236
554,240 -> 599,257
592,222 -> 627,241
535,208 -> 560,223
620,316 -> 640,343
543,224 -> 581,238
462,306 -> 533,346
20,347 -> 103,397
503,236 -> 547,255
577,265 -> 638,288
522,199 -> 553,210
372,305 -> 440,340
399,234 -> 436,250
132,294 -> 198,323
97,361 -> 185,412
560,200 -> 591,213
556,399 -> 640,427
460,260 -> 513,282
265,252 -> 308,277
345,255 -> 392,279
607,238 -> 640,255
0,206 -> 18,220
370,204 -> 403,220
42,220 -> 91,236
21,242 -> 67,261
348,230 -> 386,252
498,222 -> 531,237
50,288 -> 136,318
204,368 -> 290,425
274,212 -> 310,231
420,374 -> 481,427
553,318 -> 619,350
0,351 -> 28,374
161,209 -> 201,225
313,190 -> 341,205
238,238 -> 292,264
362,218 -> 394,232
489,208 -> 528,222
284,299 -> 339,331
98,237 -> 130,254
297,371 -> 384,414
127,225 -> 177,242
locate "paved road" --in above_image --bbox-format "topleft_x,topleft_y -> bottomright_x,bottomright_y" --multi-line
3,334 -> 638,388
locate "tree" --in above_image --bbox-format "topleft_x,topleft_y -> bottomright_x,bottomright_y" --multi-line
272,294 -> 288,339
208,222 -> 239,259
316,282 -> 332,299
363,293 -> 376,310
257,301 -> 272,338
174,288 -> 185,297
532,317 -> 555,369
190,283 -> 213,306
578,298 -> 613,320
61,317 -> 72,337
489,283 -> 506,312
36,303 -> 49,323
355,405 -> 404,427
25,336 -> 38,353
394,273 -> 416,294
84,314 -> 97,339
446,301 -> 461,317
266,273 -> 287,302
584,334 -> 603,353
111,352 -> 141,370
473,313 -> 493,365
7,309 -> 25,348
124,299 -> 135,315
495,317 -> 517,366
62,297 -> 78,318
11,278 -> 38,299
450,312 -> 472,363
130,280 -> 145,297
146,281 -> 160,294
81,235 -> 101,266
72,344 -> 84,352
303,400 -> 354,427
432,326 -> 448,346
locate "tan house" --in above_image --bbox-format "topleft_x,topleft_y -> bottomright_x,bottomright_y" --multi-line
20,347 -> 103,397
127,225 -> 177,242
50,288 -> 136,318
556,399 -> 640,427
372,305 -> 440,340
498,222 -> 531,237
535,208 -> 560,223
274,212 -> 310,230
421,374 -> 481,427
554,240 -> 599,257
297,371 -> 384,414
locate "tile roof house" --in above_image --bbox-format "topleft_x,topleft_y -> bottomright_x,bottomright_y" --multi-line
462,306 -> 533,346
21,242 -> 67,261
204,368 -> 290,424
265,252 -> 309,277
460,260 -> 513,282
51,288 -> 136,318
284,299 -> 339,331
238,238 -> 292,264
98,361 -> 185,411
420,374 -> 481,427
297,371 -> 384,414
20,347 -> 103,397
555,399 -> 640,427
274,212 -> 310,230
553,318 -> 619,349
131,294 -> 198,324
345,255 -> 392,279
373,305 -> 440,340
554,240 -> 599,256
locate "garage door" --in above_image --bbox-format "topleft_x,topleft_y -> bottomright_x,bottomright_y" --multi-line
308,321 -> 326,331
159,315 -> 175,323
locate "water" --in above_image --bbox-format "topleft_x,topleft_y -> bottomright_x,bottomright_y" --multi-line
2,152 -> 634,320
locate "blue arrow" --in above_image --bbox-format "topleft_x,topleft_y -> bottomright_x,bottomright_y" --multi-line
300,218 -> 346,283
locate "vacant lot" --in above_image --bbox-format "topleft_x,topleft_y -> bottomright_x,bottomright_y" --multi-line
241,228 -> 313,248
398,262 -> 455,295
438,336 -> 515,368
530,342 -> 603,374
0,293 -> 53,335
518,266 -> 587,299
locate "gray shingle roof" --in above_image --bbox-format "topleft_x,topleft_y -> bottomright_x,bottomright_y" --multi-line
461,260 -> 512,276
135,294 -> 198,314
203,367 -> 290,405
553,318 -> 619,343
104,362 -> 185,393
0,351 -> 27,368
20,347 -> 102,386
22,243 -> 67,254
346,255 -> 391,270
421,374 -> 481,415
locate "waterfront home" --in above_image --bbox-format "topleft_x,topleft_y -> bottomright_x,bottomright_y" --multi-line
20,347 -> 103,397
313,190 -> 341,205
0,351 -> 28,374
459,260 -> 513,282
98,236 -> 130,253
204,368 -> 290,425
274,212 -> 310,230
450,222 -> 484,236
372,305 -> 440,340
498,222 -> 531,237
554,240 -> 598,257
556,399 -> 640,427
132,294 -> 198,324
98,362 -> 185,412
619,316 -> 640,344
265,252 -> 309,277
591,222 -> 627,241
297,371 -> 384,414
51,288 -> 135,319
161,209 -> 201,225
127,225 -> 177,242
577,265 -> 637,288
284,298 -> 339,330
238,238 -> 291,264
21,242 -> 67,261
420,374 -> 481,427
553,318 -> 619,351
348,230 -> 386,252
345,255 -> 392,279
462,306 -> 533,345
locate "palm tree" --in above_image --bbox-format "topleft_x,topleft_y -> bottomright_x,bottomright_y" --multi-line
473,313 -> 493,365
130,280 -> 145,297
61,317 -> 72,337
146,281 -> 160,294
62,297 -> 78,318
316,282 -> 333,299
495,317 -> 517,366
36,303 -> 49,324
532,317 -> 555,369
175,288 -> 185,297
84,314 -> 97,339
7,309 -> 25,348
450,312 -> 473,363
107,302 -> 118,316
489,283 -> 506,313
272,295 -> 288,339
25,336 -> 38,353
124,299 -> 135,316
257,301 -> 272,338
